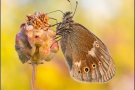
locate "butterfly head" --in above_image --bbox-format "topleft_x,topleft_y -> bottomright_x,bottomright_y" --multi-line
56,12 -> 74,35
62,11 -> 73,22
56,1 -> 78,35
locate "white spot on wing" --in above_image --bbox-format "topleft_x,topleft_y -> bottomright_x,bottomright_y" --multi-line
88,47 -> 96,57
74,61 -> 81,67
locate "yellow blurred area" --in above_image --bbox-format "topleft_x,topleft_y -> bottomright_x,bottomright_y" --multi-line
1,0 -> 134,90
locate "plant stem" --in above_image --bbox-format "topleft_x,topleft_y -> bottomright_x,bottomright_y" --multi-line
31,64 -> 37,90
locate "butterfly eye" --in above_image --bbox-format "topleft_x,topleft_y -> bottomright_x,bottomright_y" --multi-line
92,64 -> 96,68
84,67 -> 89,72
96,44 -> 99,47
78,70 -> 81,73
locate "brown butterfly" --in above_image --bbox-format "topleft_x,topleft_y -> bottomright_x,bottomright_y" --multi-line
55,1 -> 116,83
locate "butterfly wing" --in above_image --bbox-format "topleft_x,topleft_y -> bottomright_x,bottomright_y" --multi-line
59,23 -> 116,83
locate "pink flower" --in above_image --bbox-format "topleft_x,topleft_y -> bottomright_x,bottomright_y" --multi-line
15,12 -> 59,64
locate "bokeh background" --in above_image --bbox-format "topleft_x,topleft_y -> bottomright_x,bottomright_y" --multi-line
1,0 -> 134,90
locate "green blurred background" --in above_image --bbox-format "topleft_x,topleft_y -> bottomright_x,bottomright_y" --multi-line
1,0 -> 134,90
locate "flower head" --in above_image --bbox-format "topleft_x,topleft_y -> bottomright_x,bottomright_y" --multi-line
15,12 -> 59,64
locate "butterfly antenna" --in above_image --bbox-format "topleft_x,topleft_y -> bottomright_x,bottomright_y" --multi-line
67,0 -> 72,11
46,10 -> 64,15
72,1 -> 78,18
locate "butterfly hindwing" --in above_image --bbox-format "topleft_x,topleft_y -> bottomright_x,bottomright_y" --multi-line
60,23 -> 115,83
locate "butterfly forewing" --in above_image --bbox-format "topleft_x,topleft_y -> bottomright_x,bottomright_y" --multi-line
59,23 -> 115,83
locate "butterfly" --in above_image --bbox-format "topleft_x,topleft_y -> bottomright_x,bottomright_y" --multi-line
55,1 -> 116,83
